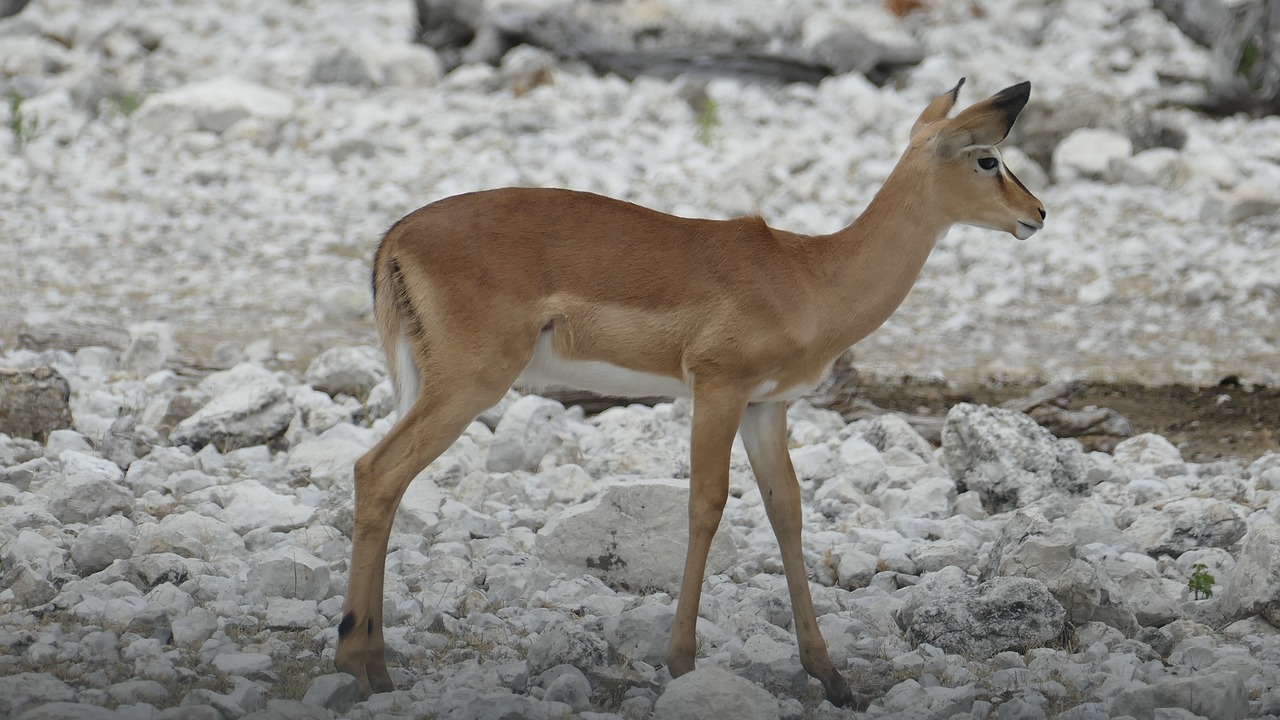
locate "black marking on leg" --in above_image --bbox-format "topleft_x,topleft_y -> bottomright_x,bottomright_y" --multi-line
338,612 -> 356,638
368,618 -> 374,636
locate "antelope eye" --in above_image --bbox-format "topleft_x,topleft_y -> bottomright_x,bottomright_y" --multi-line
977,156 -> 999,171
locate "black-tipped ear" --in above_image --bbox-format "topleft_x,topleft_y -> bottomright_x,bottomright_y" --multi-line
988,81 -> 1031,132
910,78 -> 967,137
933,80 -> 1032,158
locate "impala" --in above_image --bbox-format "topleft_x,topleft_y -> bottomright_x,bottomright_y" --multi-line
334,79 -> 1044,705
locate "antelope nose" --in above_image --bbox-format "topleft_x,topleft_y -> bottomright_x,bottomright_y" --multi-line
1038,207 -> 1047,220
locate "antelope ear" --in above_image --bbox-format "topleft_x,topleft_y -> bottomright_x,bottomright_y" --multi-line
910,78 -> 966,137
933,81 -> 1031,159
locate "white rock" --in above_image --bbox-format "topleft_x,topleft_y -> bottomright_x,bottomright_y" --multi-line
859,413 -> 934,463
289,388 -> 356,435
2,527 -> 65,579
836,547 -> 878,590
368,43 -> 443,87
1112,433 -> 1184,472
1109,672 -> 1246,720
124,446 -> 197,495
940,403 -> 1088,512
1052,128 -> 1133,182
539,463 -> 594,505
121,321 -> 175,377
487,395 -> 568,473
899,576 -> 1066,658
539,665 -> 592,712
394,475 -> 446,537
45,429 -> 94,458
603,603 -> 675,665
265,597 -> 319,629
133,77 -> 293,136
985,512 -> 1136,633
12,702 -> 125,719
527,617 -> 609,675
436,690 -> 572,720
171,607 -> 219,646
837,435 -> 889,491
0,673 -> 76,718
216,480 -> 316,534
1114,567 -> 1182,627
911,538 -> 977,574
537,479 -> 736,593
653,666 -> 780,720
287,437 -> 365,491
107,679 -> 172,707
789,443 -> 838,483
70,516 -> 135,574
1220,520 -> 1280,626
1180,271 -> 1226,305
170,378 -> 294,451
310,45 -> 378,86
249,544 -> 330,600
1112,147 -> 1191,189
1120,497 -> 1247,557
302,673 -> 363,715
1200,181 -> 1280,223
211,651 -> 273,677
133,511 -> 244,560
48,451 -> 133,524
304,345 -> 385,401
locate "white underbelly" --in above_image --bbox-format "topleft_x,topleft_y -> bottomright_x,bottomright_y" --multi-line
516,331 -> 829,403
517,330 -> 692,398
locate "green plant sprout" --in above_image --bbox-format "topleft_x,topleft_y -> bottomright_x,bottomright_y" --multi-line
1189,562 -> 1215,600
8,90 -> 40,148
695,96 -> 720,147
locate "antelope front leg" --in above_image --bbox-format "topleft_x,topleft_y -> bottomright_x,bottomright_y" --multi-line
667,386 -> 752,678
739,401 -> 851,706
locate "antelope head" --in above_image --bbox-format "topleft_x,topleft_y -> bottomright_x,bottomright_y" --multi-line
906,78 -> 1046,240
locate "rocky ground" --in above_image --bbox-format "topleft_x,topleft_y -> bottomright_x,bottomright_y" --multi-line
2,347 -> 1280,720
2,0 -> 1280,718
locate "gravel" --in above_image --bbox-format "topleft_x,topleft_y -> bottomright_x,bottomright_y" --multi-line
0,346 -> 1278,718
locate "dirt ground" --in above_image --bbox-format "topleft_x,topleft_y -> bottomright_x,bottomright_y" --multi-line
853,375 -> 1280,463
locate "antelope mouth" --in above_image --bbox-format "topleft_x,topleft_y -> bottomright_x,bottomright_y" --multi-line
1014,220 -> 1042,240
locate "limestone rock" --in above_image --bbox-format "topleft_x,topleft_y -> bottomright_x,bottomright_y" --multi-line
0,365 -> 72,443
537,479 -> 736,593
1051,128 -> 1133,182
487,395 -> 568,473
984,511 -> 1137,633
899,576 -> 1066,658
48,451 -> 134,525
304,346 -> 385,401
940,403 -> 1088,513
170,378 -> 294,451
1220,521 -> 1280,626
133,77 -> 293,136
653,666 -> 780,720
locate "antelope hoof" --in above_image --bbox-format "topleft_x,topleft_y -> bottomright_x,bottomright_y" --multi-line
823,670 -> 852,707
367,661 -> 394,694
666,649 -> 695,679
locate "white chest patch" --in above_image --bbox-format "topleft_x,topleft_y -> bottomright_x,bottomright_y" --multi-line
517,330 -> 692,399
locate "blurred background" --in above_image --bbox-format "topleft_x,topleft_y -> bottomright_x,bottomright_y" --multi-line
1,0 -> 1277,434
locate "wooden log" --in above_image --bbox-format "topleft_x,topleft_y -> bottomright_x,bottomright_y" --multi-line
417,1 -> 922,85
